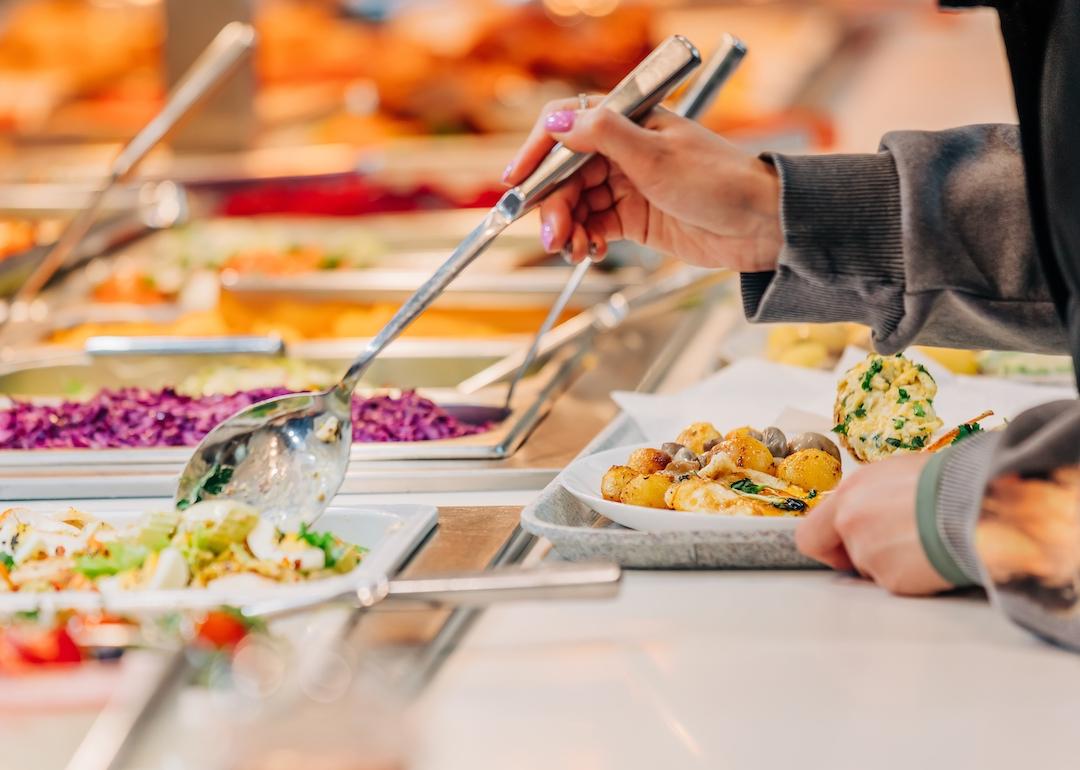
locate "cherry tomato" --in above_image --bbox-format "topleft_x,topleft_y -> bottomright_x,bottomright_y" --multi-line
196,610 -> 249,649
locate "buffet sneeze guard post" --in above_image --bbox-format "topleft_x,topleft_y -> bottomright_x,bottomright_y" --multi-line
3,22 -> 256,325
175,36 -> 703,526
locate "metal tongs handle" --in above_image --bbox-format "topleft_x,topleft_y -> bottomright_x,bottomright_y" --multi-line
240,561 -> 623,620
14,22 -> 255,305
507,35 -> 702,217
500,36 -> 747,406
336,36 -> 700,394
84,335 -> 285,357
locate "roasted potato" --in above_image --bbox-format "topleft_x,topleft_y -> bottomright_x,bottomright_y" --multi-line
717,434 -> 774,474
776,449 -> 842,492
626,447 -> 672,475
676,422 -> 722,454
619,473 -> 674,509
601,465 -> 638,502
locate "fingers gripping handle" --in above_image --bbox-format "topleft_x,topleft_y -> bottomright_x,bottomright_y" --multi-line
504,35 -> 701,218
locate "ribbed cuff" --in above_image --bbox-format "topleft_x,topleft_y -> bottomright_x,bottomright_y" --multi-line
916,431 -> 1003,586
740,152 -> 908,343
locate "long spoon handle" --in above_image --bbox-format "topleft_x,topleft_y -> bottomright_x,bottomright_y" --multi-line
336,35 -> 701,394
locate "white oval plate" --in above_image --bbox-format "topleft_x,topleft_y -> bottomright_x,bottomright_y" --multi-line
560,444 -> 803,533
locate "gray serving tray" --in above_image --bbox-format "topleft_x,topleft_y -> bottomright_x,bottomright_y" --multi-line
521,412 -> 822,569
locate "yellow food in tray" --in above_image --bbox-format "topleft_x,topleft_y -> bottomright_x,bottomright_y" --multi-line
766,323 -> 867,368
833,353 -> 945,463
601,424 -> 843,518
49,295 -> 577,345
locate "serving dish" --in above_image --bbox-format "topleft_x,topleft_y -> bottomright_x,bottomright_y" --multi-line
522,414 -> 819,569
561,443 -> 804,533
0,499 -> 437,614
0,338 -> 523,395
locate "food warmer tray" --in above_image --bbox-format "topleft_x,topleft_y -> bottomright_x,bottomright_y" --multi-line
0,339 -> 586,500
0,338 -> 524,394
520,412 -> 820,570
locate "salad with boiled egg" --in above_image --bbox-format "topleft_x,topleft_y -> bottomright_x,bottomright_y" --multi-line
0,502 -> 364,593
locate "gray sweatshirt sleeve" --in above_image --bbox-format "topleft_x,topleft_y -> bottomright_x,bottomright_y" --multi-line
918,403 -> 1080,652
744,125 -> 1080,650
742,124 -> 1069,353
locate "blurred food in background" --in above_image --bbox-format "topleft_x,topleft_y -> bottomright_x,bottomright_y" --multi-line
765,323 -> 867,369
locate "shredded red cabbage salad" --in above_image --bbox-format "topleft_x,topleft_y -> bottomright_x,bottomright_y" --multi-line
0,388 -> 490,450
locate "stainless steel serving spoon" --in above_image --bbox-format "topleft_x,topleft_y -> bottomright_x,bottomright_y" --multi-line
175,36 -> 703,525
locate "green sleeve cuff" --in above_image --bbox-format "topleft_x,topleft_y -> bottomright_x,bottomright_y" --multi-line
916,450 -> 976,587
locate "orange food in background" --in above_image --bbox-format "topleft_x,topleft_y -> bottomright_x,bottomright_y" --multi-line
221,246 -> 343,275
92,267 -> 169,304
49,292 -> 577,346
0,219 -> 35,259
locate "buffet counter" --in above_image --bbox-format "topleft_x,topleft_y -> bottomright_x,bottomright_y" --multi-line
415,565 -> 1080,770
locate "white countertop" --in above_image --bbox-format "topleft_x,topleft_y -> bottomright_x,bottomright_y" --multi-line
414,569 -> 1080,770
10,492 -> 1080,770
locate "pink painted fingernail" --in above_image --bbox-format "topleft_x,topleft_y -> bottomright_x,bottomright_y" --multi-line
541,221 -> 555,251
544,110 -> 576,133
502,163 -> 513,183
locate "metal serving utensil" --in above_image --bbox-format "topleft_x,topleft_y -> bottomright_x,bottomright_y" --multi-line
63,561 -> 621,770
175,36 -> 702,525
500,35 -> 748,408
9,22 -> 255,309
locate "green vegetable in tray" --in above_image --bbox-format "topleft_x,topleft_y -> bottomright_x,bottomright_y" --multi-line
74,542 -> 149,579
137,510 -> 181,551
191,505 -> 259,555
0,553 -> 13,570
298,523 -> 367,571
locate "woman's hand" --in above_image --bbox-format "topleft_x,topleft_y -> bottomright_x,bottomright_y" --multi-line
795,453 -> 954,596
502,98 -> 783,271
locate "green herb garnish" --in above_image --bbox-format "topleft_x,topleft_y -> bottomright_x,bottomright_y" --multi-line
772,498 -> 808,512
952,422 -> 984,445
177,464 -> 235,510
0,553 -> 13,570
913,402 -> 926,418
886,435 -> 926,450
897,388 -> 910,404
894,418 -> 905,429
916,363 -> 934,381
730,478 -> 765,495
861,359 -> 883,391
854,406 -> 867,419
318,253 -> 344,270
807,490 -> 818,500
